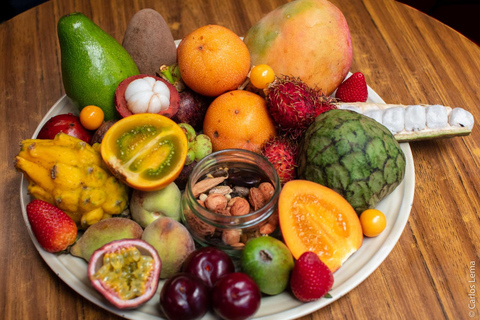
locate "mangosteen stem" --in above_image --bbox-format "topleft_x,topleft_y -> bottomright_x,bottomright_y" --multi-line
159,64 -> 186,92
159,65 -> 175,84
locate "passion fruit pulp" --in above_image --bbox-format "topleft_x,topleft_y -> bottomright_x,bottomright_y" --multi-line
87,239 -> 161,309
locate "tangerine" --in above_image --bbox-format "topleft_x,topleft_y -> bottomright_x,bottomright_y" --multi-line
279,180 -> 363,272
203,90 -> 276,153
177,25 -> 250,97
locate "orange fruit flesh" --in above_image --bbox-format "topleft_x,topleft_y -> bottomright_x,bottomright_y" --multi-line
279,180 -> 363,272
101,114 -> 188,191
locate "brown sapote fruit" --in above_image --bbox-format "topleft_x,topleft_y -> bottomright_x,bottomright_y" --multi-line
90,120 -> 117,144
87,239 -> 161,309
115,74 -> 180,118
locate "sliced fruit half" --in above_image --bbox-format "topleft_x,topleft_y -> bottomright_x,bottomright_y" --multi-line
101,113 -> 188,191
279,180 -> 363,272
87,239 -> 161,309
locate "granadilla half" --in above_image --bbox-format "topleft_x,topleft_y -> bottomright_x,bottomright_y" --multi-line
265,75 -> 336,138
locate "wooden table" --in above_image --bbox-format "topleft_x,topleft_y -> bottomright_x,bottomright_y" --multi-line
1,0 -> 479,319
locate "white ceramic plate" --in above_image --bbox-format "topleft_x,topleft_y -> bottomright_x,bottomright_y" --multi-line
20,84 -> 415,319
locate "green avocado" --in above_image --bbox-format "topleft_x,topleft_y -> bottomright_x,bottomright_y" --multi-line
57,12 -> 139,120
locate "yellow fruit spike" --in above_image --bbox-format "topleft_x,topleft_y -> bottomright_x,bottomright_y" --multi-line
22,144 -> 81,167
15,157 -> 55,192
28,183 -> 54,203
81,207 -> 105,229
77,148 -> 103,167
102,176 -> 129,215
83,165 -> 110,188
54,132 -> 87,145
22,133 -> 80,149
53,187 -> 81,216
92,143 -> 101,152
80,187 -> 107,212
51,163 -> 82,190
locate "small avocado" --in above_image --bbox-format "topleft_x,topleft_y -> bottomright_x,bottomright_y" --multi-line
57,12 -> 139,120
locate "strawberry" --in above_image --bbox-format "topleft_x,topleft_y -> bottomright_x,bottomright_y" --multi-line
290,251 -> 334,302
335,72 -> 368,102
26,199 -> 77,253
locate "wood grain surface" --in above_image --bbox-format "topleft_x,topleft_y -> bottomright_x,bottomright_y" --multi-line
1,0 -> 479,319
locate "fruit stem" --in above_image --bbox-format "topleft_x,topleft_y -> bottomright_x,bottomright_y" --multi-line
159,64 -> 186,92
159,65 -> 175,84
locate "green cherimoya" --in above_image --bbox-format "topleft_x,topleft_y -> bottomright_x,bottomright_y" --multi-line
297,109 -> 406,214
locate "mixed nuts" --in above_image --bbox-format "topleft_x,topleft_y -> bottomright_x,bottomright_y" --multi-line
184,167 -> 279,248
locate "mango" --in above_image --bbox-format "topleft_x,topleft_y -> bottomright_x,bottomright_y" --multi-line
243,0 -> 352,95
70,218 -> 143,261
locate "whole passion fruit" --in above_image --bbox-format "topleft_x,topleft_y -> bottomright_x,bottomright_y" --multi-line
87,239 -> 161,309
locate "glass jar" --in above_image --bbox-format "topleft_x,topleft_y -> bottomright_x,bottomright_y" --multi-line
181,149 -> 281,256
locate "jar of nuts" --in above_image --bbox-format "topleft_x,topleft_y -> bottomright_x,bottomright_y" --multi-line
180,149 -> 281,256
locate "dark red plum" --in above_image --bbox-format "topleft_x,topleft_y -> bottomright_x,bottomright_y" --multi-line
211,272 -> 261,320
160,273 -> 210,320
182,247 -> 235,288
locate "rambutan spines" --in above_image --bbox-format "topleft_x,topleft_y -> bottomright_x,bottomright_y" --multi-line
265,76 -> 337,135
261,135 -> 298,185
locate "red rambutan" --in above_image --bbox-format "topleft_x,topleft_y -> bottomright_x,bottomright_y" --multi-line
265,75 -> 336,138
261,135 -> 298,185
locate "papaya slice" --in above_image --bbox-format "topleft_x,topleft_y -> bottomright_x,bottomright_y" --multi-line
100,113 -> 188,191
279,180 -> 363,272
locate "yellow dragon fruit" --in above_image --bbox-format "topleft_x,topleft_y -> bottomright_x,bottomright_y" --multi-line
16,133 -> 129,229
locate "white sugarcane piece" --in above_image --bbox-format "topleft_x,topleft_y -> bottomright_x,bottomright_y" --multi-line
334,102 -> 474,142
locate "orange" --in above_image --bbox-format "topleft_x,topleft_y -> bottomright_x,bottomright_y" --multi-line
177,25 -> 250,97
100,113 -> 188,191
279,180 -> 363,272
203,90 -> 276,153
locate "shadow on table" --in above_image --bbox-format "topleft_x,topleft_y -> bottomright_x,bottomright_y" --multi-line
2,0 -> 479,46
397,0 -> 480,45
1,0 -> 48,23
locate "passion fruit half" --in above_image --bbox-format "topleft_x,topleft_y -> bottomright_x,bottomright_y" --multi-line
115,74 -> 180,118
87,239 -> 161,309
